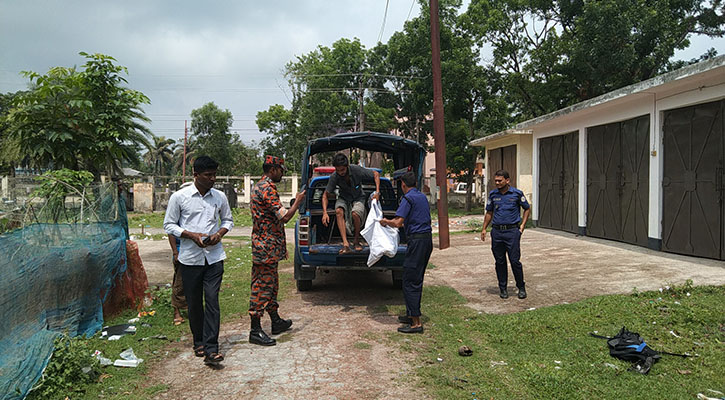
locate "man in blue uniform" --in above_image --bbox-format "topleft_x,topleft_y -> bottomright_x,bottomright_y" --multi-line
481,170 -> 531,299
380,168 -> 432,333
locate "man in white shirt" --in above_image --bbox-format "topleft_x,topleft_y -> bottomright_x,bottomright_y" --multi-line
164,156 -> 234,366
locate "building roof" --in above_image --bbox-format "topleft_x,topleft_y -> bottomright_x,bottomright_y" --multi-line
470,129 -> 531,147
470,55 -> 725,146
122,167 -> 142,177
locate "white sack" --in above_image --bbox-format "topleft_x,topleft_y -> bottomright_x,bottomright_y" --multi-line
361,198 -> 399,267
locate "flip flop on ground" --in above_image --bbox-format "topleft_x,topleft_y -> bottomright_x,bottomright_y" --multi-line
338,246 -> 353,255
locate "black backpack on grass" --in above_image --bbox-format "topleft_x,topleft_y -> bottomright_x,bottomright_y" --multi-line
591,326 -> 688,374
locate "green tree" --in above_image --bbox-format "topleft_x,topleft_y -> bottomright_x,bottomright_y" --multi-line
230,137 -> 263,175
257,38 -> 399,171
190,102 -> 235,174
172,136 -> 198,178
143,135 -> 176,175
6,53 -> 152,177
462,0 -> 725,119
0,91 -> 21,175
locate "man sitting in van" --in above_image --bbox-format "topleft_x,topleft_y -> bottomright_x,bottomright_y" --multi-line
321,153 -> 381,254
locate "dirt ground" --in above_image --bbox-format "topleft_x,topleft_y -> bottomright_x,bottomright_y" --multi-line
136,226 -> 725,399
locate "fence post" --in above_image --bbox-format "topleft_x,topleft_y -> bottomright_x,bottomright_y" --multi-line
1,176 -> 8,199
243,175 -> 251,204
292,174 -> 298,194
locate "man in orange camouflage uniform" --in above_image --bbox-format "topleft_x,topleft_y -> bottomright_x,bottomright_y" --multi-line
249,155 -> 306,346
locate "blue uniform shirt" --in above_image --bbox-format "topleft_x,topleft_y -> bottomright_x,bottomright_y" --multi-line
395,187 -> 432,236
485,186 -> 530,225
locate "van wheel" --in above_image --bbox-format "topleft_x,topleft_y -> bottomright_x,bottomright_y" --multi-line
296,279 -> 312,291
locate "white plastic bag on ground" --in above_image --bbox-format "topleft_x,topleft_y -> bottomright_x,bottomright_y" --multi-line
361,199 -> 399,267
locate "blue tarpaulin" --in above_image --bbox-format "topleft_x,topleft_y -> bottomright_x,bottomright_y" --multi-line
0,195 -> 128,399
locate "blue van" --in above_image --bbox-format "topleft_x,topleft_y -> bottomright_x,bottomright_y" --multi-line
293,132 -> 427,291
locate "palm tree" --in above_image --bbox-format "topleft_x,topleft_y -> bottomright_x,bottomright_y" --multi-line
173,137 -> 198,177
144,135 -> 176,175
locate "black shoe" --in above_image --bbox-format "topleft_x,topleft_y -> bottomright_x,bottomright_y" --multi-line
499,288 -> 509,299
249,330 -> 276,346
397,315 -> 413,324
271,318 -> 293,335
397,325 -> 424,334
203,352 -> 224,366
518,287 -> 527,299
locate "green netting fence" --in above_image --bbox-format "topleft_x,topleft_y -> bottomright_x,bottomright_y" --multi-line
0,181 -> 129,399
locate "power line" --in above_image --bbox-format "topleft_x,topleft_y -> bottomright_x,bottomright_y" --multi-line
378,0 -> 391,43
407,0 -> 416,21
291,72 -> 428,79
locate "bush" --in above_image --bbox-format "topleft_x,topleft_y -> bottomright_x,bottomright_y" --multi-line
27,333 -> 100,400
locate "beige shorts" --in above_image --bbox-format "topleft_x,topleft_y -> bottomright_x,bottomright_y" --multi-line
335,199 -> 366,235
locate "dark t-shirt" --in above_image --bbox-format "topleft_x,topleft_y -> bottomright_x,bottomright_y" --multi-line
395,188 -> 432,236
325,164 -> 375,202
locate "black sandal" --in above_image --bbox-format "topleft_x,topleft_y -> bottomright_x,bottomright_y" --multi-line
204,352 -> 224,365
194,346 -> 205,357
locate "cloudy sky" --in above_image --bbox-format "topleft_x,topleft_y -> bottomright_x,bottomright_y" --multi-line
1,1 -> 722,146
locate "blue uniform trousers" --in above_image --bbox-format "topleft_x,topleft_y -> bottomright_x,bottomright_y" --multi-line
403,234 -> 433,317
490,227 -> 525,290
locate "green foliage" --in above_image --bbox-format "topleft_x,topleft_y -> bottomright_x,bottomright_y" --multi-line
189,102 -> 262,176
0,91 -> 20,174
32,169 -> 94,199
31,169 -> 94,223
6,52 -> 152,177
142,136 -> 176,175
26,333 -> 100,400
257,37 -> 400,172
462,0 -> 725,120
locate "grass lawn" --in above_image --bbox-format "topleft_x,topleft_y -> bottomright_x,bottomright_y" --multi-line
431,206 -> 484,219
27,240 -> 291,400
384,282 -> 725,399
128,208 -> 295,230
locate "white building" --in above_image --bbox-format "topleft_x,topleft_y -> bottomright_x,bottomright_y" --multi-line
471,55 -> 725,260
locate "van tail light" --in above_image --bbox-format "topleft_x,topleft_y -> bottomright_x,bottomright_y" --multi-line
298,217 -> 309,245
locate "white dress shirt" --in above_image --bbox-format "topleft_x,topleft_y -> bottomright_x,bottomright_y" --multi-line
163,184 -> 234,265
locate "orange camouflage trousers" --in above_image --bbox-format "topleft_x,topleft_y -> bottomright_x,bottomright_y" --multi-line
248,262 -> 279,317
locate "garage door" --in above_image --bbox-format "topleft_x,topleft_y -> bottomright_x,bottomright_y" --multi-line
662,100 -> 724,259
587,115 -> 649,246
538,132 -> 578,232
487,145 -> 517,194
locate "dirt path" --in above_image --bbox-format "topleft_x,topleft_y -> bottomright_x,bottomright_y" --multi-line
147,266 -> 427,400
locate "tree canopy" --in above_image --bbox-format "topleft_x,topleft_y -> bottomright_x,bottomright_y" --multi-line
4,52 -> 152,178
462,0 -> 725,119
189,102 -> 262,176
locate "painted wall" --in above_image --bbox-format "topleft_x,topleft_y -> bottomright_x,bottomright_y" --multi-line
484,134 -> 534,203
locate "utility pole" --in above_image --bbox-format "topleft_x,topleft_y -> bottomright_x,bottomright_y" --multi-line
430,0 -> 450,249
183,120 -> 188,182
357,79 -> 365,132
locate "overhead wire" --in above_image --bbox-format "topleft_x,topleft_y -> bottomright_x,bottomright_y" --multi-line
407,0 -> 416,21
378,0 -> 391,43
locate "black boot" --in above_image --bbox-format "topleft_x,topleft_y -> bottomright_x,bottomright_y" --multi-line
249,316 -> 276,346
269,310 -> 293,335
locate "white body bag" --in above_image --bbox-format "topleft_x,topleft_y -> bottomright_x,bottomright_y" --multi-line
361,198 -> 400,267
